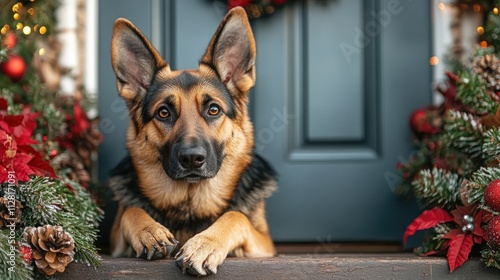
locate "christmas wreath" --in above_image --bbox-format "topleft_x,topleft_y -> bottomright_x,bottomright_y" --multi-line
1,0 -> 102,279
214,0 -> 328,19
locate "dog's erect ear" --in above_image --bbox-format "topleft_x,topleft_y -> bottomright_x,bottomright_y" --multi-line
111,18 -> 168,101
201,7 -> 256,97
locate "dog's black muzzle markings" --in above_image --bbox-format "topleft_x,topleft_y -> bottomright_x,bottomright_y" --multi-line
163,138 -> 221,182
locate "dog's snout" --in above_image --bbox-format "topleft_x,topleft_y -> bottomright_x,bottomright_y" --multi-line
178,146 -> 207,169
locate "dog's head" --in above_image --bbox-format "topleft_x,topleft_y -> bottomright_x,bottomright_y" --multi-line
111,8 -> 256,183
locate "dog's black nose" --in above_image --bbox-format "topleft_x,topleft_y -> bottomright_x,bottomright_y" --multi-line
178,146 -> 206,169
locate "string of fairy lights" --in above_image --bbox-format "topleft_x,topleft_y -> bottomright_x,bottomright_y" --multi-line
430,1 -> 500,66
1,2 -> 48,36
1,1 -> 49,57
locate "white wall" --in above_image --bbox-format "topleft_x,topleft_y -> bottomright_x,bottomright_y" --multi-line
57,0 -> 98,116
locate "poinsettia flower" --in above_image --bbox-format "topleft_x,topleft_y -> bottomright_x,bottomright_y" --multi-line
0,100 -> 57,184
440,205 -> 492,272
443,205 -> 488,244
405,205 -> 493,273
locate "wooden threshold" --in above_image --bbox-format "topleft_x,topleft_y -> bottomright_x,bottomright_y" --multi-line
58,254 -> 500,279
275,242 -> 404,254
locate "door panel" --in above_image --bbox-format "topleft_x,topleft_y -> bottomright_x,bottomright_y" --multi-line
306,0 -> 364,141
98,0 -> 431,243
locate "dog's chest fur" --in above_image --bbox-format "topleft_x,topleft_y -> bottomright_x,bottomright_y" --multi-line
108,154 -> 276,238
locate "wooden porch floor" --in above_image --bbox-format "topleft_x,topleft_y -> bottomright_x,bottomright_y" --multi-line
58,253 -> 500,279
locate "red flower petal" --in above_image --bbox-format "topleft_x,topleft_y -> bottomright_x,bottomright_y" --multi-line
0,98 -> 7,111
472,211 -> 483,239
27,155 -> 57,179
447,233 -> 473,272
70,100 -> 90,136
450,205 -> 475,226
403,207 -> 453,245
0,115 -> 23,132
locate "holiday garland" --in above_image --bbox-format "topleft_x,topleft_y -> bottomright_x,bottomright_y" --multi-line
397,2 -> 500,272
0,0 -> 102,279
216,0 -> 328,19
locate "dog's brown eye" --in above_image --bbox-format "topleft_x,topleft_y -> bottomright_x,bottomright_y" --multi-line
208,105 -> 220,116
157,106 -> 170,119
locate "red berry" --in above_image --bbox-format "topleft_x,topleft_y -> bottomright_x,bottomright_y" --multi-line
19,244 -> 33,265
49,149 -> 58,158
485,179 -> 500,212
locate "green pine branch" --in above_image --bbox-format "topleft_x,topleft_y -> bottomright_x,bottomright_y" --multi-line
17,177 -> 103,267
465,167 -> 500,206
481,244 -> 500,270
413,228 -> 448,256
457,71 -> 497,114
395,147 -> 432,196
411,168 -> 461,210
483,127 -> 500,162
442,110 -> 485,159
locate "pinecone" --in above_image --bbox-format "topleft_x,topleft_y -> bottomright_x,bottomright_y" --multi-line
0,197 -> 23,228
51,150 -> 91,186
473,54 -> 500,91
23,225 -> 75,276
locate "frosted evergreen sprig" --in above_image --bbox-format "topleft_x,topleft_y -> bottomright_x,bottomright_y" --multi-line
411,168 -> 461,210
442,110 -> 484,159
457,71 -> 497,114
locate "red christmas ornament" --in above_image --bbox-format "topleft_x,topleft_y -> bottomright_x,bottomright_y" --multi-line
19,244 -> 33,265
485,179 -> 500,212
1,54 -> 26,82
3,31 -> 17,49
487,215 -> 500,247
409,108 -> 440,135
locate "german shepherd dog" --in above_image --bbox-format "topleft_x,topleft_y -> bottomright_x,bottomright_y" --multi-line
108,7 -> 277,275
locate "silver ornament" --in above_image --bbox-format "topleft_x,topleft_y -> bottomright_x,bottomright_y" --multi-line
463,214 -> 474,224
462,223 -> 474,233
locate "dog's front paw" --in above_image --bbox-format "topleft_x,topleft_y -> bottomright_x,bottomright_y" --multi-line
130,222 -> 178,260
175,234 -> 227,276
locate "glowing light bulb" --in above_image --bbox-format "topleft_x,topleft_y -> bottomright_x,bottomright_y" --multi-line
430,56 -> 439,66
22,26 -> 31,35
477,26 -> 485,35
1,25 -> 9,35
39,26 -> 47,35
